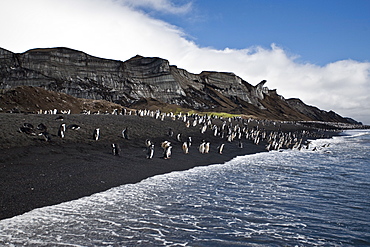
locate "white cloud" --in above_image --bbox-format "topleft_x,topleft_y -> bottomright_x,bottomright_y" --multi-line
1,0 -> 369,124
175,45 -> 370,123
119,0 -> 193,14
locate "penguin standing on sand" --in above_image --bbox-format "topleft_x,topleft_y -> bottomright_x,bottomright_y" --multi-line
199,141 -> 206,154
266,142 -> 272,151
182,142 -> 189,154
187,136 -> 192,147
204,142 -> 210,154
168,128 -> 174,137
238,140 -> 243,148
145,139 -> 153,158
217,143 -> 225,154
146,143 -> 155,159
58,123 -> 66,138
213,126 -> 218,136
93,128 -> 100,141
111,143 -> 120,156
164,145 -> 172,159
200,124 -> 207,134
122,128 -> 129,140
161,141 -> 172,159
176,133 -> 182,142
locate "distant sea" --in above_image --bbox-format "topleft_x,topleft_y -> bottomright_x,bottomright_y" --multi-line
1,130 -> 369,246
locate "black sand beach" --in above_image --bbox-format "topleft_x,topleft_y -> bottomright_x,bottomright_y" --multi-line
0,113 -> 334,220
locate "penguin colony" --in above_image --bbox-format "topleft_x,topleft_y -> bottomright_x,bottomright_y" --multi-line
18,107 -> 336,160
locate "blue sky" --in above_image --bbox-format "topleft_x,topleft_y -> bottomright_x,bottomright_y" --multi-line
156,0 -> 370,65
0,0 -> 369,123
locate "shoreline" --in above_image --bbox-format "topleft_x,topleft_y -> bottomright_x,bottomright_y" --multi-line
0,113 -> 337,220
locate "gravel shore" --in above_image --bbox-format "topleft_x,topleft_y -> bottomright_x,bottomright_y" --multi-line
0,113 -> 333,220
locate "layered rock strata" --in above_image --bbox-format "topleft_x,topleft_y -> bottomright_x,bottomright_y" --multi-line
0,47 -> 355,123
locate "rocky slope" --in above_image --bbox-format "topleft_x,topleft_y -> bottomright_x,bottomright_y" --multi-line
0,47 -> 357,123
0,86 -> 126,114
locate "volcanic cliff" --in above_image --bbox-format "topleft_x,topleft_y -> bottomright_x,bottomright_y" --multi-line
0,47 -> 356,122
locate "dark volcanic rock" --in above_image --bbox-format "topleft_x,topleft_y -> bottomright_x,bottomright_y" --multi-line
0,47 -> 355,122
286,98 -> 351,123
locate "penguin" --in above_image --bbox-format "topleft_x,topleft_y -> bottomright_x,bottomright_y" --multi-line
67,124 -> 80,130
298,144 -> 303,151
182,142 -> 189,154
192,119 -> 197,127
60,110 -> 71,115
37,123 -> 47,132
227,134 -> 233,143
122,128 -> 129,139
145,139 -> 152,147
213,127 -> 218,137
23,123 -> 34,129
161,141 -> 171,150
93,128 -> 100,141
111,143 -> 120,156
39,131 -> 51,141
187,136 -> 192,147
19,126 -> 36,136
176,133 -> 182,142
238,140 -> 243,148
168,128 -> 174,137
204,142 -> 210,153
254,137 -> 260,145
266,142 -> 272,151
200,124 -> 207,134
55,116 -> 64,121
217,143 -> 225,154
164,145 -> 172,159
146,143 -> 155,159
306,141 -> 311,149
237,132 -> 242,140
161,141 -> 171,159
58,123 -> 66,138
199,141 -> 206,154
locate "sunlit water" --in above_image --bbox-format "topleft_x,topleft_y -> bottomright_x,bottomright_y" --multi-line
1,130 -> 369,246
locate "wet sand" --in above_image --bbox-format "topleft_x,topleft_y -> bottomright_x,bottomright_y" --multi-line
0,113 -> 332,220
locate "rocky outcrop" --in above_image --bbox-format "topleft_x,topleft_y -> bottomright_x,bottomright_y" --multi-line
0,47 -> 356,122
286,98 -> 359,123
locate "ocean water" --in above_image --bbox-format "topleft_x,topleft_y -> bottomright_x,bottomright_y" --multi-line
1,130 -> 369,246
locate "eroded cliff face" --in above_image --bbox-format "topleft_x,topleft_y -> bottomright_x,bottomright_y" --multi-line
0,47 -> 353,122
0,47 -> 267,109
